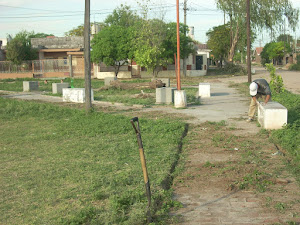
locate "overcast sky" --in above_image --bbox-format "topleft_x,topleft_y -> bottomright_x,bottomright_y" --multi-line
1,0 -> 300,47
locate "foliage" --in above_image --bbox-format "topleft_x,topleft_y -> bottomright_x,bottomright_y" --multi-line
260,41 -> 291,65
266,63 -> 285,94
104,4 -> 139,27
215,0 -> 299,62
277,34 -> 294,44
0,98 -> 186,224
6,30 -> 39,64
288,54 -> 300,71
206,24 -> 230,66
91,25 -> 135,76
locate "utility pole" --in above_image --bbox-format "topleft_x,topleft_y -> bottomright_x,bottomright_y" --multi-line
246,0 -> 251,83
183,0 -> 187,77
176,0 -> 181,90
84,0 -> 92,112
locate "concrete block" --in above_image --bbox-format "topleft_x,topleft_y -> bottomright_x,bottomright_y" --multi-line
156,87 -> 166,104
52,83 -> 70,94
23,81 -> 39,92
174,90 -> 187,108
104,76 -> 117,86
156,87 -> 176,104
62,88 -> 94,103
166,87 -> 176,103
258,101 -> 288,129
198,83 -> 210,98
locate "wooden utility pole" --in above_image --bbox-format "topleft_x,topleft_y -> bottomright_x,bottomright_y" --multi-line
246,0 -> 251,83
176,0 -> 181,90
183,0 -> 187,77
84,0 -> 92,112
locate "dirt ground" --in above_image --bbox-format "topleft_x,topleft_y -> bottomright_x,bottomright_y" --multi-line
1,69 -> 300,224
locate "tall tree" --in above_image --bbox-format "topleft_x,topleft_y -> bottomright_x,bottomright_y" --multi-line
216,0 -> 299,62
206,24 -> 231,67
6,30 -> 39,64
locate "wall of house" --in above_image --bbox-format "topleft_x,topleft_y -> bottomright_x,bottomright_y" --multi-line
0,73 -> 33,79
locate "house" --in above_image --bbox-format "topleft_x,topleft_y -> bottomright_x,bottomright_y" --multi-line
253,47 -> 263,64
31,36 -> 85,78
0,36 -> 12,61
94,41 -> 211,79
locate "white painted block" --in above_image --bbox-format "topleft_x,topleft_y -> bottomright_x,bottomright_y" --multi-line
174,90 -> 187,108
23,81 -> 39,92
156,87 -> 166,104
198,83 -> 210,98
166,87 -> 176,103
62,88 -> 94,103
52,83 -> 70,94
258,101 -> 288,130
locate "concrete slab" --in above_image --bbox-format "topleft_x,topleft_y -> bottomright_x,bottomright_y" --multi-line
258,101 -> 287,129
52,83 -> 70,94
23,81 -> 39,92
62,88 -> 94,103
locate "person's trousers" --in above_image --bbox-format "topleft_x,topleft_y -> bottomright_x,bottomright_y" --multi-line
248,94 -> 267,119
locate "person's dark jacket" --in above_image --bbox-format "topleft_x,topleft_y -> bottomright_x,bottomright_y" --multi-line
253,79 -> 271,96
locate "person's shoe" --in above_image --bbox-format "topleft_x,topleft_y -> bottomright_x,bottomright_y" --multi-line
246,117 -> 253,122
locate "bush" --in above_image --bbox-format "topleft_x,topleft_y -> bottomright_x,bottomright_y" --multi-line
223,64 -> 247,75
289,63 -> 300,71
266,63 -> 285,94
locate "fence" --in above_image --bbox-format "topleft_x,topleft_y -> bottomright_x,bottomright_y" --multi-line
0,59 -> 70,73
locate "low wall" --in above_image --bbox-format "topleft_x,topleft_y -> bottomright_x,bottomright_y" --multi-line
0,73 -> 33,79
96,71 -> 131,79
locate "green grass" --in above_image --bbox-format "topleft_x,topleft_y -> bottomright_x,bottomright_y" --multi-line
0,98 -> 186,224
230,81 -> 300,183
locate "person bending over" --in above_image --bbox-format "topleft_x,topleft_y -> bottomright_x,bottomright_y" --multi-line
247,78 -> 271,122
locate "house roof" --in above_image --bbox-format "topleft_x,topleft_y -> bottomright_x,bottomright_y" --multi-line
255,47 -> 263,55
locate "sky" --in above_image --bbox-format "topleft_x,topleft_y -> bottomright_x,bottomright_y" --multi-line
1,0 -> 300,48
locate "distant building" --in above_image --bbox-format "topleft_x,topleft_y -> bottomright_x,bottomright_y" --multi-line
253,47 -> 263,64
0,36 -> 12,61
31,36 -> 85,77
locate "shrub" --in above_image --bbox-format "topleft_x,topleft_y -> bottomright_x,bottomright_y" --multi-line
265,63 -> 285,94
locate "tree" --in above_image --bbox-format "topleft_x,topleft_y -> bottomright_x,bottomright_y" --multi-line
91,5 -> 138,76
91,25 -> 134,76
6,30 -> 39,64
206,24 -> 230,67
133,18 -> 167,77
104,4 -> 139,27
260,41 -> 291,65
216,0 -> 299,62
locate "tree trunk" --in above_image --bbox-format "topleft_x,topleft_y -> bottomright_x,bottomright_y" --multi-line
228,21 -> 239,62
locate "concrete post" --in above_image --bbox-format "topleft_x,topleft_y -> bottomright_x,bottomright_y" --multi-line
69,55 -> 73,77
174,90 -> 187,108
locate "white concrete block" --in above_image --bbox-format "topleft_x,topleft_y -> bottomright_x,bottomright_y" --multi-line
258,101 -> 288,129
166,87 -> 176,103
23,81 -> 39,92
62,88 -> 94,103
52,83 -> 70,94
156,87 -> 166,104
174,90 -> 187,108
198,83 -> 210,98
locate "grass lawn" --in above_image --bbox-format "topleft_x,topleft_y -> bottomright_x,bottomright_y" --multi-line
0,78 -> 201,106
0,98 -> 187,224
